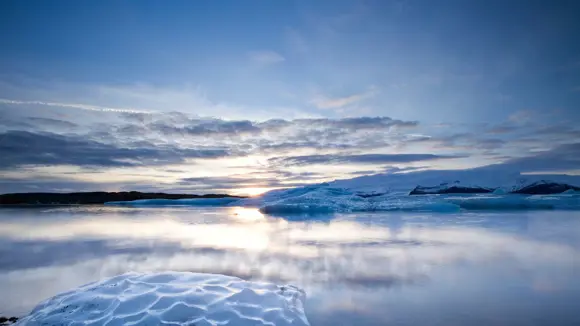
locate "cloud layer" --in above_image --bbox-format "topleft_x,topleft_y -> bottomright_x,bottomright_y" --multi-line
1,99 -> 579,193
0,130 -> 230,168
269,153 -> 464,167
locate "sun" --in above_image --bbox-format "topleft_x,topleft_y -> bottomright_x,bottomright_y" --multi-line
236,187 -> 272,197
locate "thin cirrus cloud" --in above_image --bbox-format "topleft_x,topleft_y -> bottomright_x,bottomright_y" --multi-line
486,124 -> 518,135
0,98 -> 150,114
0,130 -> 231,168
310,87 -> 378,110
178,176 -> 316,191
269,153 -> 467,167
248,50 -> 285,65
489,143 -> 580,173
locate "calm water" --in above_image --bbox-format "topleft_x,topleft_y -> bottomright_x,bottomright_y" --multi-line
1,206 -> 579,325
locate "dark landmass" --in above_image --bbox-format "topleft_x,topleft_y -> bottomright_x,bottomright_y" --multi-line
511,181 -> 580,195
0,191 -> 245,205
409,181 -> 580,195
410,185 -> 494,195
0,317 -> 18,325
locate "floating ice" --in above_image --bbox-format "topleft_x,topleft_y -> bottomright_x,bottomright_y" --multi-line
409,183 -> 494,195
15,272 -> 310,326
105,170 -> 580,213
511,180 -> 580,194
447,195 -> 556,210
492,188 -> 507,195
563,189 -> 579,194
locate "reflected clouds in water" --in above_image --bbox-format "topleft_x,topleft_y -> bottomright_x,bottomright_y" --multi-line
1,207 -> 579,324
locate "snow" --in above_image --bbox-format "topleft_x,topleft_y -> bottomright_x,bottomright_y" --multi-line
105,169 -> 580,214
329,169 -> 580,195
15,272 -> 310,326
409,183 -> 494,195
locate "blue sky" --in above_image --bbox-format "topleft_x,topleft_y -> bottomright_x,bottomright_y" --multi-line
1,0 -> 579,194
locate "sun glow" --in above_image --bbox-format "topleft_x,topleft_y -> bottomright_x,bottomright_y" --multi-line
230,207 -> 265,222
235,187 -> 274,196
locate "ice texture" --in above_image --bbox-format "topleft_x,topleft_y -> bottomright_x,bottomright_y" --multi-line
15,272 -> 310,326
409,183 -> 494,195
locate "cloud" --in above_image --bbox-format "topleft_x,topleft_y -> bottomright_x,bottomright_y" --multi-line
404,132 -> 507,152
248,50 -> 285,65
27,117 -> 78,129
5,99 -> 578,193
269,153 -> 466,167
258,116 -> 417,131
471,138 -> 506,150
178,175 -> 314,190
489,143 -> 580,173
294,117 -> 417,130
1,80 -> 309,121
150,119 -> 262,137
0,130 -> 231,169
533,124 -> 580,138
310,88 -> 377,109
0,177 -> 132,193
508,110 -> 533,123
486,124 -> 518,134
285,27 -> 308,54
101,115 -> 419,154
0,98 -> 150,114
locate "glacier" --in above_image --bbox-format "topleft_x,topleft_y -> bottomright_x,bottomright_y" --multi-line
106,170 -> 580,213
14,272 -> 310,326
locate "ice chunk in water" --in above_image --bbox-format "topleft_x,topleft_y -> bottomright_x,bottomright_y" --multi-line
15,272 -> 310,326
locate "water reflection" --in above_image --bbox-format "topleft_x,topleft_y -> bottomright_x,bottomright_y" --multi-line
1,207 -> 579,325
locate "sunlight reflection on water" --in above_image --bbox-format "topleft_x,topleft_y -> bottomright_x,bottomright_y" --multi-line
1,206 -> 580,325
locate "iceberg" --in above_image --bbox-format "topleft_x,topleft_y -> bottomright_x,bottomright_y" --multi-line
510,180 -> 580,195
104,169 -> 580,214
15,272 -> 310,326
256,187 -> 462,214
252,171 -> 580,213
409,183 -> 494,195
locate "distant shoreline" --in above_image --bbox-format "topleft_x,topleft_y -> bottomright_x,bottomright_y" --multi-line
0,191 -> 245,206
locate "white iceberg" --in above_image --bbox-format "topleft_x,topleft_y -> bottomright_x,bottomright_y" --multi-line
250,170 -> 580,213
105,169 -> 580,213
15,272 -> 310,326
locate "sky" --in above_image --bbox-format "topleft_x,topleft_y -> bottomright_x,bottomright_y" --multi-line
0,0 -> 579,195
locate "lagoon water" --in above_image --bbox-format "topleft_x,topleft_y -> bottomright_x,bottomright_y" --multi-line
1,206 -> 579,325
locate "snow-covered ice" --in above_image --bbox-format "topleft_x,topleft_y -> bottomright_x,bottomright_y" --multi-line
106,170 -> 580,213
15,272 -> 310,326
